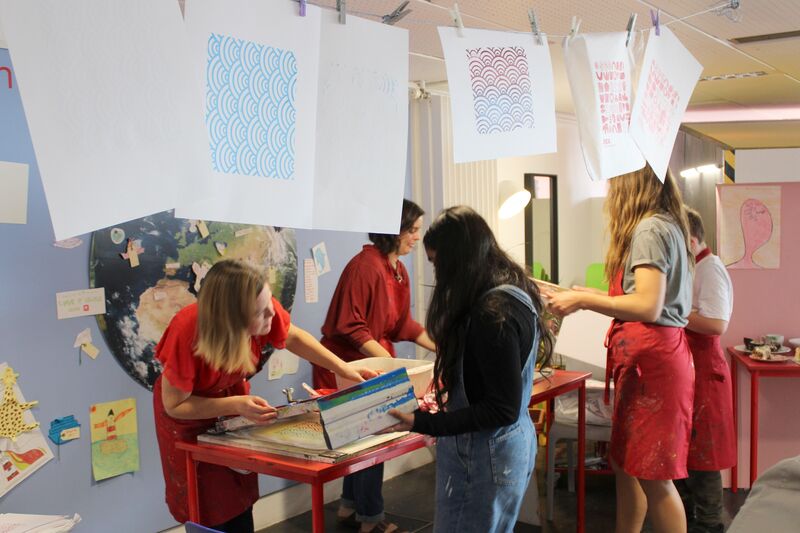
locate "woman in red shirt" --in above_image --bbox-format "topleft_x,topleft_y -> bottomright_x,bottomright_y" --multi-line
153,259 -> 373,533
313,199 -> 435,533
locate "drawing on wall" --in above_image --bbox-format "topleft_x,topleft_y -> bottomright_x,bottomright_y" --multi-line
0,363 -> 54,498
629,26 -> 702,181
718,185 -> 781,269
89,211 -> 297,390
89,398 -> 139,481
207,33 -> 297,180
467,46 -> 534,134
438,26 -> 556,163
563,32 -> 645,181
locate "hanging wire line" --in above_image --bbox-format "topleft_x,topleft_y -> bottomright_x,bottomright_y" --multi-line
297,0 -> 740,38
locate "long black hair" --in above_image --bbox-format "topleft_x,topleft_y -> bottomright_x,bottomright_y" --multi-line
369,199 -> 424,255
423,206 -> 553,407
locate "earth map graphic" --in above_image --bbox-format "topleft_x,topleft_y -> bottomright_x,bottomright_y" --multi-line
89,211 -> 297,390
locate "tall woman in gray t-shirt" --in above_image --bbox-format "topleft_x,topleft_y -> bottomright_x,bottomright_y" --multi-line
547,165 -> 694,533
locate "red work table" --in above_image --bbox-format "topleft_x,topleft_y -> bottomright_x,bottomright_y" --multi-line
177,433 -> 426,533
728,347 -> 800,490
531,370 -> 592,533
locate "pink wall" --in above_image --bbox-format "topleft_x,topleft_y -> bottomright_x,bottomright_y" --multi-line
718,181 -> 800,488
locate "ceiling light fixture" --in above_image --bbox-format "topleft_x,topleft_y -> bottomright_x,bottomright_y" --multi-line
682,104 -> 800,123
699,70 -> 768,82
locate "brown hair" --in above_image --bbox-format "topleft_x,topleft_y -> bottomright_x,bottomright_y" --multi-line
605,165 -> 692,281
684,205 -> 705,243
369,199 -> 425,255
194,260 -> 266,374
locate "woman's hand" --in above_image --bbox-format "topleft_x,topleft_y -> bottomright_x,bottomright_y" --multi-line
236,395 -> 278,424
387,409 -> 414,432
543,289 -> 585,317
570,285 -> 606,296
338,365 -> 377,383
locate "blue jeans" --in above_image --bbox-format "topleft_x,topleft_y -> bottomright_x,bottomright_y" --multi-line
341,464 -> 385,523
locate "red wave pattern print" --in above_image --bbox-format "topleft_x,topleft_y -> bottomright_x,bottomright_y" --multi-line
467,47 -> 534,134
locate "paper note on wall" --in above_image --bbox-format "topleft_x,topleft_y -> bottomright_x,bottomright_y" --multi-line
563,33 -> 645,181
268,349 -> 300,380
0,160 -> 28,224
0,363 -> 54,499
438,26 -> 556,163
629,27 -> 702,181
89,398 -> 139,481
718,185 -> 781,269
304,258 -> 319,304
56,288 -> 106,320
312,242 -> 331,276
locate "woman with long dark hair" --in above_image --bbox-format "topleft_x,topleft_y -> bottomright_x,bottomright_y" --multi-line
546,165 -> 694,533
390,206 -> 552,532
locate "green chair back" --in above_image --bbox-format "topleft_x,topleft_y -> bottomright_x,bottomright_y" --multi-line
585,263 -> 608,291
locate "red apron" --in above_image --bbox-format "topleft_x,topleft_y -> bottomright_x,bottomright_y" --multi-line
605,272 -> 695,480
153,375 -> 258,526
685,329 -> 737,470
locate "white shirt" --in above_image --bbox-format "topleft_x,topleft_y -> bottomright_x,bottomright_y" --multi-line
692,252 -> 733,321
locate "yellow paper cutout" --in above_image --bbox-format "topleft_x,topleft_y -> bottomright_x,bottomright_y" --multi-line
0,366 -> 39,442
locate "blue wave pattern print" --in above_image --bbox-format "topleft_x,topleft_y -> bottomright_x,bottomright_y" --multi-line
467,46 -> 534,134
206,34 -> 297,179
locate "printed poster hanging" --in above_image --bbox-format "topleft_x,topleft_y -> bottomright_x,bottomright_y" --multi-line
89,398 -> 139,481
0,363 -> 54,498
563,32 -> 645,181
629,26 -> 703,181
438,26 -> 557,163
717,185 -> 781,269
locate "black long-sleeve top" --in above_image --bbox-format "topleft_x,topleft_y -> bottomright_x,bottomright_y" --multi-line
412,290 -> 536,436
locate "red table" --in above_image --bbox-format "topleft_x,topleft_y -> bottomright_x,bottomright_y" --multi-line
728,347 -> 800,490
177,433 -> 426,533
531,370 -> 592,533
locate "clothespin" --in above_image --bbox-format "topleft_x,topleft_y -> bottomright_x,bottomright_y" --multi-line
299,0 -> 306,17
568,16 -> 581,38
625,13 -> 637,48
382,1 -> 411,25
451,3 -> 465,38
337,0 -> 346,24
650,8 -> 660,36
528,8 -> 543,45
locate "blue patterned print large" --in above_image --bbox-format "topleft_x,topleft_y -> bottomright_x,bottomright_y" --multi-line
206,33 -> 297,179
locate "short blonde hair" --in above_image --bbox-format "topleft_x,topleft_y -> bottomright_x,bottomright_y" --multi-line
194,260 -> 266,374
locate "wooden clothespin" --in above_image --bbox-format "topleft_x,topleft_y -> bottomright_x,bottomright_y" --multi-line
120,238 -> 143,268
569,16 -> 581,39
650,8 -> 660,36
451,3 -> 465,38
528,8 -> 544,45
383,1 -> 411,25
337,0 -> 346,24
625,13 -> 637,48
299,0 -> 306,17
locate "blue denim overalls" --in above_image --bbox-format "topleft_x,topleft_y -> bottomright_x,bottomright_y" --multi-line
434,284 -> 539,533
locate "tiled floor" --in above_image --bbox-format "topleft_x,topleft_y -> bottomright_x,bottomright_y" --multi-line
260,461 -> 748,533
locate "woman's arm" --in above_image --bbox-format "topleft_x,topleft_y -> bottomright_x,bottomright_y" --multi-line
160,376 -> 277,423
286,324 -> 377,381
358,339 -> 393,358
414,330 -> 436,352
547,265 -> 666,323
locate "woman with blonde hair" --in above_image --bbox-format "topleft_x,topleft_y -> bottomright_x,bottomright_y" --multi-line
547,165 -> 694,533
153,259 -> 374,533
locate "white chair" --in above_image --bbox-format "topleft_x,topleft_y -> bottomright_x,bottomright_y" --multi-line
544,379 -> 613,521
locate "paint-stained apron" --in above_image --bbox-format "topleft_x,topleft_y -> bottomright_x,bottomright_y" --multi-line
685,329 -> 737,470
604,272 -> 694,480
153,375 -> 258,526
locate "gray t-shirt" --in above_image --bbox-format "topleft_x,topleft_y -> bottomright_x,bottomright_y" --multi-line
622,214 -> 692,327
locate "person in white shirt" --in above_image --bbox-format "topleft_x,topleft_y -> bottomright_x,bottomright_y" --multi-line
676,207 -> 736,533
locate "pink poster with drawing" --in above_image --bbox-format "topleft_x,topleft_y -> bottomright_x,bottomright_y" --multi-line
563,32 -> 644,181
629,26 -> 702,181
718,185 -> 781,269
